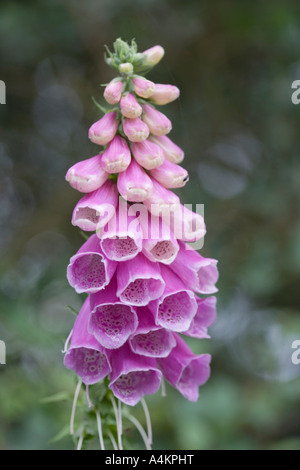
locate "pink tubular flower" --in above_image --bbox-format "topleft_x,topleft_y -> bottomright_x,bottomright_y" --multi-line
131,139 -> 165,170
89,277 -> 138,349
149,135 -> 184,164
140,212 -> 179,265
116,252 -> 165,306
123,117 -> 150,142
97,200 -> 143,261
103,78 -> 124,105
148,265 -> 197,332
117,158 -> 153,202
150,84 -> 180,106
65,154 -> 109,193
143,177 -> 180,217
168,204 -> 206,242
120,93 -> 143,118
107,343 -> 162,406
72,179 -> 118,231
132,77 -> 155,98
129,307 -> 176,358
157,334 -> 211,402
142,45 -> 165,67
100,135 -> 131,173
88,111 -> 119,146
149,159 -> 189,189
169,241 -> 219,294
64,297 -> 111,385
142,104 -> 172,136
67,234 -> 117,294
182,296 -> 217,339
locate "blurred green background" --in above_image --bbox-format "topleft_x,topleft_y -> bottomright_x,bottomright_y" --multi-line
1,0 -> 300,450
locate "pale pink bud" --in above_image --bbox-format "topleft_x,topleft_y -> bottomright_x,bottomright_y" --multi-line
123,117 -> 150,142
149,135 -> 184,164
117,159 -> 153,202
142,45 -> 165,67
100,135 -> 131,173
142,104 -> 172,136
132,77 -> 155,98
149,159 -> 189,188
103,78 -> 123,105
65,154 -> 109,193
150,84 -> 180,105
131,140 -> 165,170
120,93 -> 143,118
143,177 -> 180,217
88,111 -> 119,146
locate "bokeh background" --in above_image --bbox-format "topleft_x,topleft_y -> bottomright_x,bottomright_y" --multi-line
1,0 -> 300,450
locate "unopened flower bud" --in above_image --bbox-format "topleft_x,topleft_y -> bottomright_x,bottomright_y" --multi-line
150,84 -> 180,105
132,77 -> 155,98
103,78 -> 123,105
131,139 -> 165,170
149,135 -> 184,164
118,62 -> 133,74
123,117 -> 150,142
120,93 -> 143,118
142,104 -> 172,136
88,111 -> 119,146
142,45 -> 165,67
149,159 -> 189,188
100,135 -> 131,173
117,159 -> 153,202
65,154 -> 109,193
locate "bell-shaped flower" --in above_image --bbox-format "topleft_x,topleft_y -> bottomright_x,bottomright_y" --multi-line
129,307 -> 176,358
103,78 -> 123,105
89,277 -> 138,349
67,234 -> 117,294
150,84 -> 180,105
107,343 -> 162,406
148,265 -> 197,332
132,77 -> 155,98
157,334 -> 211,402
116,252 -> 165,306
182,296 -> 217,339
64,297 -> 111,385
169,241 -> 219,294
97,200 -> 143,261
71,179 -> 118,231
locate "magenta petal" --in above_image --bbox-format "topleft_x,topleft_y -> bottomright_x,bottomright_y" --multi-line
182,296 -> 217,339
169,241 -> 219,294
117,159 -> 153,203
64,297 -> 111,385
98,200 -> 143,261
67,234 -> 117,294
116,253 -> 165,306
108,343 -> 162,406
71,180 -> 118,231
157,334 -> 211,401
88,111 -> 119,146
89,277 -> 138,349
148,265 -> 197,331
